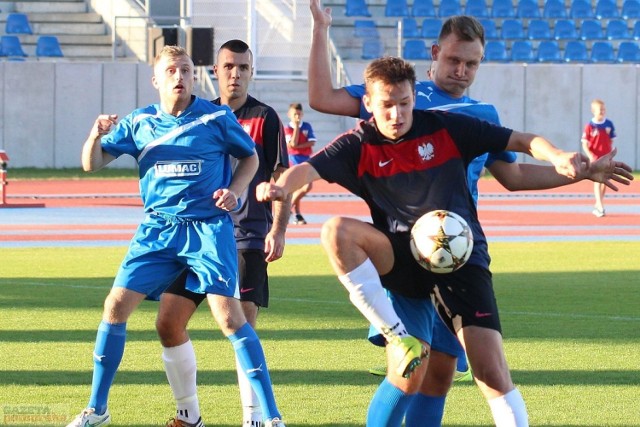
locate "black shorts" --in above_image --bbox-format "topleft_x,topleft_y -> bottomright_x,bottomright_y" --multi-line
163,249 -> 269,308
379,228 -> 501,334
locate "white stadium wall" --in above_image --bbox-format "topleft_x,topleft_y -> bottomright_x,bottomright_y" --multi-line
0,61 -> 638,170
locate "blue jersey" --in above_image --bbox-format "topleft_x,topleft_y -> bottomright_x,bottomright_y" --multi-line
101,96 -> 256,220
345,81 -> 517,202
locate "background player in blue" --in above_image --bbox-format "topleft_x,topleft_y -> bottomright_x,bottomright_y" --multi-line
156,40 -> 289,427
66,46 -> 285,427
259,56 -> 631,427
307,3 -> 634,425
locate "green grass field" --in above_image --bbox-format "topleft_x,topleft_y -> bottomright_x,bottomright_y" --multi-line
1,242 -> 639,426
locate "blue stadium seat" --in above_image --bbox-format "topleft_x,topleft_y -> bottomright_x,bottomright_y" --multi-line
595,0 -> 620,18
537,40 -> 562,61
554,19 -> 578,40
510,40 -> 535,61
543,0 -> 568,18
0,35 -> 28,58
404,39 -> 431,59
421,19 -> 442,39
492,0 -> 516,17
617,41 -> 640,61
483,40 -> 509,61
621,0 -> 640,18
528,20 -> 552,40
590,40 -> 616,62
580,19 -> 604,40
480,18 -> 499,39
439,0 -> 462,16
345,0 -> 371,17
361,38 -> 384,59
386,0 -> 411,17
412,0 -> 437,17
402,18 -> 421,38
517,0 -> 541,18
570,0 -> 595,18
36,35 -> 64,58
5,13 -> 33,34
634,21 -> 640,40
353,20 -> 378,38
465,0 -> 490,17
563,40 -> 589,61
501,19 -> 525,39
606,20 -> 630,40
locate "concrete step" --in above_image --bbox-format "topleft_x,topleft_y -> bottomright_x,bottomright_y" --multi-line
19,33 -> 111,45
22,12 -> 103,23
19,43 -> 112,58
14,1 -> 87,14
32,22 -> 107,35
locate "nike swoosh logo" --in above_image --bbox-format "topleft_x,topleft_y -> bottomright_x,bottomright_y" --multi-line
378,159 -> 393,167
93,352 -> 106,362
240,287 -> 254,294
475,311 -> 492,318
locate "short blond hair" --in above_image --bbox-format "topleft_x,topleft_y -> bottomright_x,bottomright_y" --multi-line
154,45 -> 190,66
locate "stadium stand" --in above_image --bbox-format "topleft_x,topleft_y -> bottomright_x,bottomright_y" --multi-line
595,0 -> 620,18
543,0 -> 569,18
464,0 -> 490,18
554,19 -> 579,39
5,13 -> 33,34
492,0 -> 516,17
345,0 -> 371,17
590,40 -> 616,62
501,19 -> 526,39
580,19 -> 605,39
517,0 -> 542,18
402,17 -> 421,37
403,39 -> 430,59
439,0 -> 462,17
385,0 -> 411,17
570,0 -> 595,18
421,18 -> 442,38
528,20 -> 552,40
411,0 -> 437,17
606,19 -> 630,39
484,40 -> 509,61
564,40 -> 590,61
511,40 -> 535,61
35,35 -> 64,58
621,0 -> 640,18
537,40 -> 563,61
616,41 -> 640,61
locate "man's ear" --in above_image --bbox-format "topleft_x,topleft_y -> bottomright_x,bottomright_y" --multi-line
363,94 -> 373,113
213,64 -> 218,78
151,75 -> 159,89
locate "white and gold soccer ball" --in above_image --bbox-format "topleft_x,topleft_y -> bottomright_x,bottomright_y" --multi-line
410,210 -> 474,274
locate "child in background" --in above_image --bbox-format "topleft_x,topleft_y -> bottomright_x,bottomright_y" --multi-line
284,103 -> 317,225
581,99 -> 616,217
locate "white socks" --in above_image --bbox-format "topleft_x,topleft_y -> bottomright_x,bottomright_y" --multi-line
488,388 -> 529,427
163,340 -> 201,424
338,258 -> 408,341
236,356 -> 263,425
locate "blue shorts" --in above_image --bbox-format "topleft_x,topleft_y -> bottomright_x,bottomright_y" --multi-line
367,292 -> 465,359
113,212 -> 239,301
289,154 -> 310,165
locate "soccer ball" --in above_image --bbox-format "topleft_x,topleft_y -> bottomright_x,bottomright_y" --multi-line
410,210 -> 474,274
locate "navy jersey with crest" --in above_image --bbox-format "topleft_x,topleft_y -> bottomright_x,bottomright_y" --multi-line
345,80 -> 517,202
100,96 -> 255,220
213,95 -> 289,250
308,110 -> 513,270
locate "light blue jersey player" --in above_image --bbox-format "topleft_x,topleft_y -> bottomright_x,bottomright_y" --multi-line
67,46 -> 286,427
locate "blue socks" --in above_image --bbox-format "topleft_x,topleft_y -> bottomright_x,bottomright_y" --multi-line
366,378 -> 413,427
88,321 -> 126,415
229,323 -> 280,421
457,355 -> 469,373
405,394 -> 446,427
